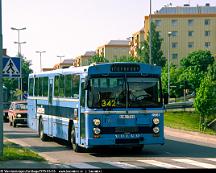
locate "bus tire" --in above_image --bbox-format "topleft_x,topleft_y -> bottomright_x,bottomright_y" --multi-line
39,118 -> 48,141
71,125 -> 82,152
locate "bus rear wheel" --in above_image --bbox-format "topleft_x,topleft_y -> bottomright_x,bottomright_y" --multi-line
39,118 -> 48,141
71,125 -> 82,152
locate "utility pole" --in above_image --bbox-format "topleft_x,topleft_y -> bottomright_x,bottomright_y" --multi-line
36,51 -> 46,72
57,55 -> 64,69
11,27 -> 26,100
0,0 -> 3,157
149,0 -> 152,64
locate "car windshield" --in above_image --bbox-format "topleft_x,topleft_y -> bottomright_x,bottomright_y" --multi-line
15,103 -> 27,110
87,77 -> 162,108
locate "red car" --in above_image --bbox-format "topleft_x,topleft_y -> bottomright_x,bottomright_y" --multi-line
8,101 -> 28,127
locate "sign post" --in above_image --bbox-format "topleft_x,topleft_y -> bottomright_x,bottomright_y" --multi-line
0,0 -> 3,157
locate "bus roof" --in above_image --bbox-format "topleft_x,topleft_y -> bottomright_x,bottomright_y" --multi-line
29,62 -> 161,78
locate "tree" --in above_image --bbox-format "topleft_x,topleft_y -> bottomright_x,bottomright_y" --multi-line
162,64 -> 184,98
112,55 -> 139,62
194,61 -> 216,131
137,22 -> 166,67
89,54 -> 109,64
3,56 -> 33,100
180,50 -> 214,90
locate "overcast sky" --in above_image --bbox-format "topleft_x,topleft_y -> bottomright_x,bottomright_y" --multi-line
2,0 -> 216,72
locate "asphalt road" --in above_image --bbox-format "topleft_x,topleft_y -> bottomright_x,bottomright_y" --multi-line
3,123 -> 216,169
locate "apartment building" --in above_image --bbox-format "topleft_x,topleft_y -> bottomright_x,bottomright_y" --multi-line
96,40 -> 130,62
129,28 -> 145,58
74,51 -> 96,67
144,3 -> 216,66
53,58 -> 75,69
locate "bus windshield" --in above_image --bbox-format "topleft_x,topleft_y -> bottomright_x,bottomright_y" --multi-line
87,77 -> 162,108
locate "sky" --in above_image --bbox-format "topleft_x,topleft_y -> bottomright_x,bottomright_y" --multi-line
2,0 -> 216,72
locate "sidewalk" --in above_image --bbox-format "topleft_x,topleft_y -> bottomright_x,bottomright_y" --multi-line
0,127 -> 216,169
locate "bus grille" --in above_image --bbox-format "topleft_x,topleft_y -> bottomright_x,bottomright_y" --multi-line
100,126 -> 152,134
115,137 -> 144,144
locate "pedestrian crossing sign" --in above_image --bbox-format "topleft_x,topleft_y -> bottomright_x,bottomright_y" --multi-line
2,56 -> 21,77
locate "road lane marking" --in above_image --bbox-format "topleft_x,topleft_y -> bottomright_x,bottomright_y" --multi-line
137,160 -> 183,169
206,158 -> 216,162
173,159 -> 216,168
104,161 -> 143,169
69,163 -> 100,169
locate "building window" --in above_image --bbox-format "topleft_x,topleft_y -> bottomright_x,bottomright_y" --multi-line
171,20 -> 178,26
188,19 -> 194,26
205,42 -> 210,48
188,31 -> 194,36
172,31 -> 177,37
172,42 -> 178,48
205,31 -> 210,36
172,53 -> 178,59
204,19 -> 210,25
188,42 -> 194,48
155,20 -> 161,27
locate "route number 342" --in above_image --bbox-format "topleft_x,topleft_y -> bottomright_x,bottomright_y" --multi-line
101,99 -> 116,107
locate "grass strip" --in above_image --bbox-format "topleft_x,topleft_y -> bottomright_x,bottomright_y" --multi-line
0,141 -> 46,161
164,111 -> 216,135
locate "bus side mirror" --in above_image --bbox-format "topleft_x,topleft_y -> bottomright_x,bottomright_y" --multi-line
163,93 -> 168,105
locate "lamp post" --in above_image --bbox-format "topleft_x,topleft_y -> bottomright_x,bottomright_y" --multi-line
11,27 -> 26,100
149,0 -> 152,64
57,55 -> 64,69
36,51 -> 46,72
0,0 -> 3,157
168,31 -> 172,103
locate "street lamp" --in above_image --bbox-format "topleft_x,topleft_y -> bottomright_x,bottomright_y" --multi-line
36,51 -> 46,72
11,27 -> 26,57
11,27 -> 26,100
57,55 -> 65,69
149,0 -> 152,64
168,31 -> 172,103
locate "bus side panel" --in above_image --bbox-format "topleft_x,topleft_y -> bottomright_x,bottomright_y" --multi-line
27,98 -> 38,131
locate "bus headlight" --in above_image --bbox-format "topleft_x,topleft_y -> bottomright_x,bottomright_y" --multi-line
16,114 -> 22,118
93,119 -> 101,126
153,118 -> 160,125
153,127 -> 160,134
93,128 -> 101,135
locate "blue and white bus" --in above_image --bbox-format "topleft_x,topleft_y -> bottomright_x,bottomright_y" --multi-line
27,62 -> 168,152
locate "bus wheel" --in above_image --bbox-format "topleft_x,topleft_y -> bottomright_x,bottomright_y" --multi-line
71,125 -> 82,152
132,144 -> 144,152
39,118 -> 48,141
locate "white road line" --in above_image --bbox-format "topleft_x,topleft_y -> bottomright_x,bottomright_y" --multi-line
68,163 -> 100,169
137,160 -> 183,169
206,158 -> 216,162
173,159 -> 216,168
104,161 -> 143,169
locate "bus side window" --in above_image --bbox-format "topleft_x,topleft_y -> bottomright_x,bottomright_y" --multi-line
43,77 -> 48,97
72,75 -> 79,98
59,75 -> 64,97
49,79 -> 53,104
34,78 -> 39,96
80,82 -> 85,107
65,75 -> 72,98
29,78 -> 34,96
54,76 -> 59,97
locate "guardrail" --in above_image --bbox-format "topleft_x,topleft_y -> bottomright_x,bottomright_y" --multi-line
165,101 -> 193,109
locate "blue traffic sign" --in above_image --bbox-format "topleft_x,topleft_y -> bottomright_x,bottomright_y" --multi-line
2,56 -> 21,77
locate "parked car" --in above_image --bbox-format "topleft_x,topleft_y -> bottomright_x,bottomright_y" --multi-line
3,102 -> 11,122
8,101 -> 28,127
